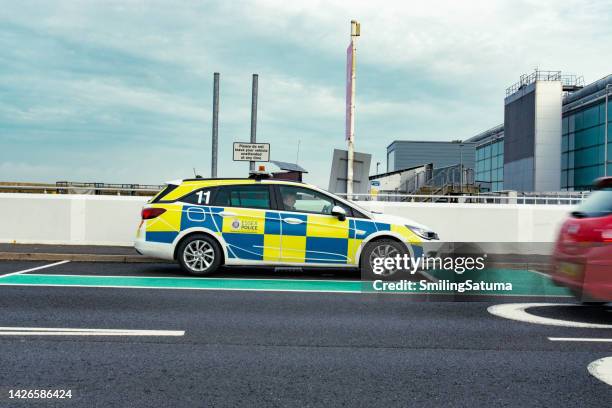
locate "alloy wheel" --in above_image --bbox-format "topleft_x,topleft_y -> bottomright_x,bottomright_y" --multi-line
183,240 -> 215,272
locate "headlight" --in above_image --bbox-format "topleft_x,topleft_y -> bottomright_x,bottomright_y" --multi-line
406,225 -> 439,240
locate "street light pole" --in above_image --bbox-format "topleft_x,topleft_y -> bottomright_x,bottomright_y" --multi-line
250,74 -> 258,173
211,72 -> 220,178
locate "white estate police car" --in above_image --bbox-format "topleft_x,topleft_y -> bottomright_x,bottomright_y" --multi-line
135,176 -> 439,275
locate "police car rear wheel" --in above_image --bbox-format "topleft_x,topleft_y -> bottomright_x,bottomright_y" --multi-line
178,235 -> 222,276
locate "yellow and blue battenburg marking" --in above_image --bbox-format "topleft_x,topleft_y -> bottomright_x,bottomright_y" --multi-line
144,203 -> 423,265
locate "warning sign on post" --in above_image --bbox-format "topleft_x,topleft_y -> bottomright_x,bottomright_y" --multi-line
233,142 -> 270,162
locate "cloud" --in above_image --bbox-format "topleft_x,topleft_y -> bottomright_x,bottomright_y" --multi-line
1,0 -> 611,187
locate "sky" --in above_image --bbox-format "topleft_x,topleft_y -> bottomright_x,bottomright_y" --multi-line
1,0 -> 611,188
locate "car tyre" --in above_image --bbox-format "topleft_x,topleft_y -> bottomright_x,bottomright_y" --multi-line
177,234 -> 222,276
570,289 -> 608,306
360,239 -> 409,280
580,300 -> 607,306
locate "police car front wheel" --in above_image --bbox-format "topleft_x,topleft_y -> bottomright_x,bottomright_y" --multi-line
360,239 -> 408,278
177,234 -> 222,276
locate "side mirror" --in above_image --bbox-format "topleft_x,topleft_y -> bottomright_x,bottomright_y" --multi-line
331,205 -> 347,221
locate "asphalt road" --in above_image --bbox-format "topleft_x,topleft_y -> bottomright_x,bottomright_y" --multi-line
0,260 -> 610,407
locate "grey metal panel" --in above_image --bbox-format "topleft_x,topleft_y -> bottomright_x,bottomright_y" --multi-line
504,157 -> 534,191
328,149 -> 372,194
504,89 -> 535,163
386,142 -> 476,173
503,86 -> 535,191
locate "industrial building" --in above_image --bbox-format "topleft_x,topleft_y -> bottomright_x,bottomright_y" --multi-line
384,70 -> 611,193
386,141 -> 475,173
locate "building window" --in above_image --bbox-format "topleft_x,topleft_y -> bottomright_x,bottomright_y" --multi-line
475,139 -> 504,191
562,99 -> 607,191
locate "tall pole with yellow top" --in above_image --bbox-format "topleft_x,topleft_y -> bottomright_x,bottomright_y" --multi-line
346,20 -> 360,199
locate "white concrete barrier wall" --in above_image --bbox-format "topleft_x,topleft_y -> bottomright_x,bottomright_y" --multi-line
0,194 -> 574,247
361,201 -> 573,243
0,193 -> 147,246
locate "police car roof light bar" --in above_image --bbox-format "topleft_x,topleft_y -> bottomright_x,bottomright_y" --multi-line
248,165 -> 272,180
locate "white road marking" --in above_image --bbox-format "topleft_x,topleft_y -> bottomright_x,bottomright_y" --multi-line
0,271 -> 436,285
7,273 -> 362,283
487,303 -> 612,328
0,260 -> 70,278
0,327 -> 184,336
0,332 -> 183,336
528,269 -> 552,279
588,357 -> 612,386
549,337 -> 612,343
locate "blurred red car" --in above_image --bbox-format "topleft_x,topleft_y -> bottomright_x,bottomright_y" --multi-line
551,177 -> 612,303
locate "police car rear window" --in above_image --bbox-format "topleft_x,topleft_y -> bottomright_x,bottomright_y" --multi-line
150,184 -> 178,203
213,185 -> 271,209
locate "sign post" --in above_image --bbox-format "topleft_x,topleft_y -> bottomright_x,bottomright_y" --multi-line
370,180 -> 380,200
250,74 -> 259,172
233,142 -> 270,163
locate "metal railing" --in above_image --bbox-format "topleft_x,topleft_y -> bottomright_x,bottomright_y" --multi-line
337,192 -> 588,205
506,70 -> 585,96
1,183 -> 589,205
0,184 -> 161,196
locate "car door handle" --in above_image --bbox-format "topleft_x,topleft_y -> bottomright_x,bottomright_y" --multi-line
219,211 -> 237,217
283,218 -> 304,225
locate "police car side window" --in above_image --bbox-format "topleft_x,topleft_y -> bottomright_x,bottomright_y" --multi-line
279,186 -> 336,215
212,185 -> 271,209
181,189 -> 213,205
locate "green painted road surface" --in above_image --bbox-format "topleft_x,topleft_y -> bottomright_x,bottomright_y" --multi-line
424,268 -> 572,297
0,274 -> 362,293
0,268 -> 572,297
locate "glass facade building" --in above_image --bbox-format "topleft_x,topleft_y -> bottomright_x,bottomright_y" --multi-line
475,138 -> 504,192
471,125 -> 505,191
387,73 -> 611,192
466,73 -> 612,192
561,100 -> 611,190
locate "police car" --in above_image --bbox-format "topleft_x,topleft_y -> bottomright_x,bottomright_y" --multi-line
135,175 -> 439,276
